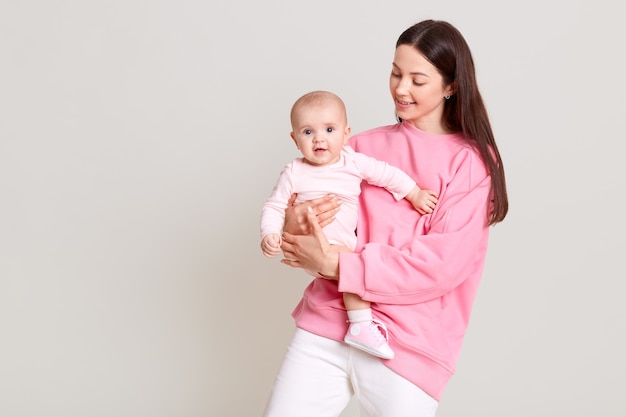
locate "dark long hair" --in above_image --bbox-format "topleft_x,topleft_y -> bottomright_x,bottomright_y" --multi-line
397,20 -> 508,225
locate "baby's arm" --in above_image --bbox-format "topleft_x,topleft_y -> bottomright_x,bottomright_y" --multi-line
261,233 -> 282,258
260,163 -> 296,257
349,147 -> 438,214
405,185 -> 439,215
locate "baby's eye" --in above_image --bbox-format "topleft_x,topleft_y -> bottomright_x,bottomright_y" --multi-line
326,127 -> 335,133
304,129 -> 312,135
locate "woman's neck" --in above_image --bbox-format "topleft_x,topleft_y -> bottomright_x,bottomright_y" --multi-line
406,120 -> 453,135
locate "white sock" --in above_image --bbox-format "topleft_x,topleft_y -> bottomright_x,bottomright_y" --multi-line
347,308 -> 372,323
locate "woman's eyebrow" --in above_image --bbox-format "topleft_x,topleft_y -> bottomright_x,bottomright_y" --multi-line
392,62 -> 429,77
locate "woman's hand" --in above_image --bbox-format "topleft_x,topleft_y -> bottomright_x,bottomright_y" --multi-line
281,207 -> 341,279
283,193 -> 341,235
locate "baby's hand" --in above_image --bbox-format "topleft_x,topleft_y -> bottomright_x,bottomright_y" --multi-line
406,187 -> 439,215
261,233 -> 282,258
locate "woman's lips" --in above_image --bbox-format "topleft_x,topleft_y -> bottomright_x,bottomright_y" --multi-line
395,99 -> 415,109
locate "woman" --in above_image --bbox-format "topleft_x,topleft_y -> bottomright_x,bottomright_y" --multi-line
264,19 -> 508,417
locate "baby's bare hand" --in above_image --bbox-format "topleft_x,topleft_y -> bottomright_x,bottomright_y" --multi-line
408,188 -> 439,215
261,234 -> 282,257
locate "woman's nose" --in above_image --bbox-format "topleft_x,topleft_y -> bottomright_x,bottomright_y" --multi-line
395,77 -> 411,95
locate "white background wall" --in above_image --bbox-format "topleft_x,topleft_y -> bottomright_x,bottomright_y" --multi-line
1,1 -> 624,416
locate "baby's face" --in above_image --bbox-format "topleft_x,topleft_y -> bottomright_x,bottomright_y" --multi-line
290,101 -> 350,167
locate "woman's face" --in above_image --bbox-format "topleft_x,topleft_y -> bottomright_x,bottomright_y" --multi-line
389,44 -> 454,134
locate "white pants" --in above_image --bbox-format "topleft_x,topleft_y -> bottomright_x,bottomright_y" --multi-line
263,328 -> 438,417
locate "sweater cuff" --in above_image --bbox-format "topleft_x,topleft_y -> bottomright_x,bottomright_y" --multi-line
338,251 -> 365,297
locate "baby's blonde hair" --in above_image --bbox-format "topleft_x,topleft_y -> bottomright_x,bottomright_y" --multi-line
290,90 -> 347,127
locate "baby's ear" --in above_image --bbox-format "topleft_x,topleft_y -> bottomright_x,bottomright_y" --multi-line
290,132 -> 299,149
343,126 -> 351,144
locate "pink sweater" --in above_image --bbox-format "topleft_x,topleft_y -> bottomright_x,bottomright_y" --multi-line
292,122 -> 492,400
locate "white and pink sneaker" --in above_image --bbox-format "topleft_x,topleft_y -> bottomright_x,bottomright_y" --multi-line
344,319 -> 394,359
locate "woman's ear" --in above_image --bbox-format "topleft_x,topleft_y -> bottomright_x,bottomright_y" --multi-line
445,82 -> 457,98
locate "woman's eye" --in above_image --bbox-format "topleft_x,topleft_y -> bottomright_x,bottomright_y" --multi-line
413,81 -> 425,86
326,127 -> 335,133
391,72 -> 400,78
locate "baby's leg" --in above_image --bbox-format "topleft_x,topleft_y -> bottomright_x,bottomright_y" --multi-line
343,292 -> 370,311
